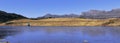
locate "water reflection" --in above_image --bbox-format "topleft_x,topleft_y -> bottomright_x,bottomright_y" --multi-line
0,26 -> 119,43
0,26 -> 20,39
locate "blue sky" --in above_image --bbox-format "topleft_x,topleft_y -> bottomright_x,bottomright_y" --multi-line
0,0 -> 120,18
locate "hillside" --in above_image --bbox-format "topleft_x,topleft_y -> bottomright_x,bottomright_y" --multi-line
0,10 -> 27,23
2,18 -> 120,26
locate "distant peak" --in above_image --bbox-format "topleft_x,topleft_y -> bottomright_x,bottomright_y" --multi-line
111,8 -> 120,11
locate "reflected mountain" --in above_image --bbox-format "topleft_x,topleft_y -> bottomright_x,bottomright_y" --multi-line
0,26 -> 22,39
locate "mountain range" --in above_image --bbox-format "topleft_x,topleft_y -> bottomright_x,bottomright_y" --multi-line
0,8 -> 120,22
38,8 -> 120,19
38,14 -> 80,19
80,9 -> 120,19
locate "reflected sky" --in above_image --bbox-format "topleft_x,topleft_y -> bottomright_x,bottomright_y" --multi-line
0,26 -> 120,43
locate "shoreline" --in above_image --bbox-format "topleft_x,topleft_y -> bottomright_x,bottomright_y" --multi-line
0,18 -> 120,27
1,25 -> 120,27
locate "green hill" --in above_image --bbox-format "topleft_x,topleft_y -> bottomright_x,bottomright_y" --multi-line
0,10 -> 27,23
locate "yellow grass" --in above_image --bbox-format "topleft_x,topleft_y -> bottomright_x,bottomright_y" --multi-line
1,18 -> 120,26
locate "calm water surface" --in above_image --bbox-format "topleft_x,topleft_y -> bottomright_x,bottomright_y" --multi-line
0,26 -> 120,43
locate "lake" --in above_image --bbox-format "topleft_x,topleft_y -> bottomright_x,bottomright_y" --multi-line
0,26 -> 120,43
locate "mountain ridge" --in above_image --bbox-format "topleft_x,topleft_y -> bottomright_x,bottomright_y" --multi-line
80,9 -> 120,19
37,8 -> 120,19
0,10 -> 27,23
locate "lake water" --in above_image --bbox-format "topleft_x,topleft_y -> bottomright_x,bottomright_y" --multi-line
0,26 -> 120,43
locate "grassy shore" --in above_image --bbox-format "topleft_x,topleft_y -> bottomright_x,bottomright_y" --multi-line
0,18 -> 120,26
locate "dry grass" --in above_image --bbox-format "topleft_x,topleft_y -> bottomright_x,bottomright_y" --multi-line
1,18 -> 120,26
